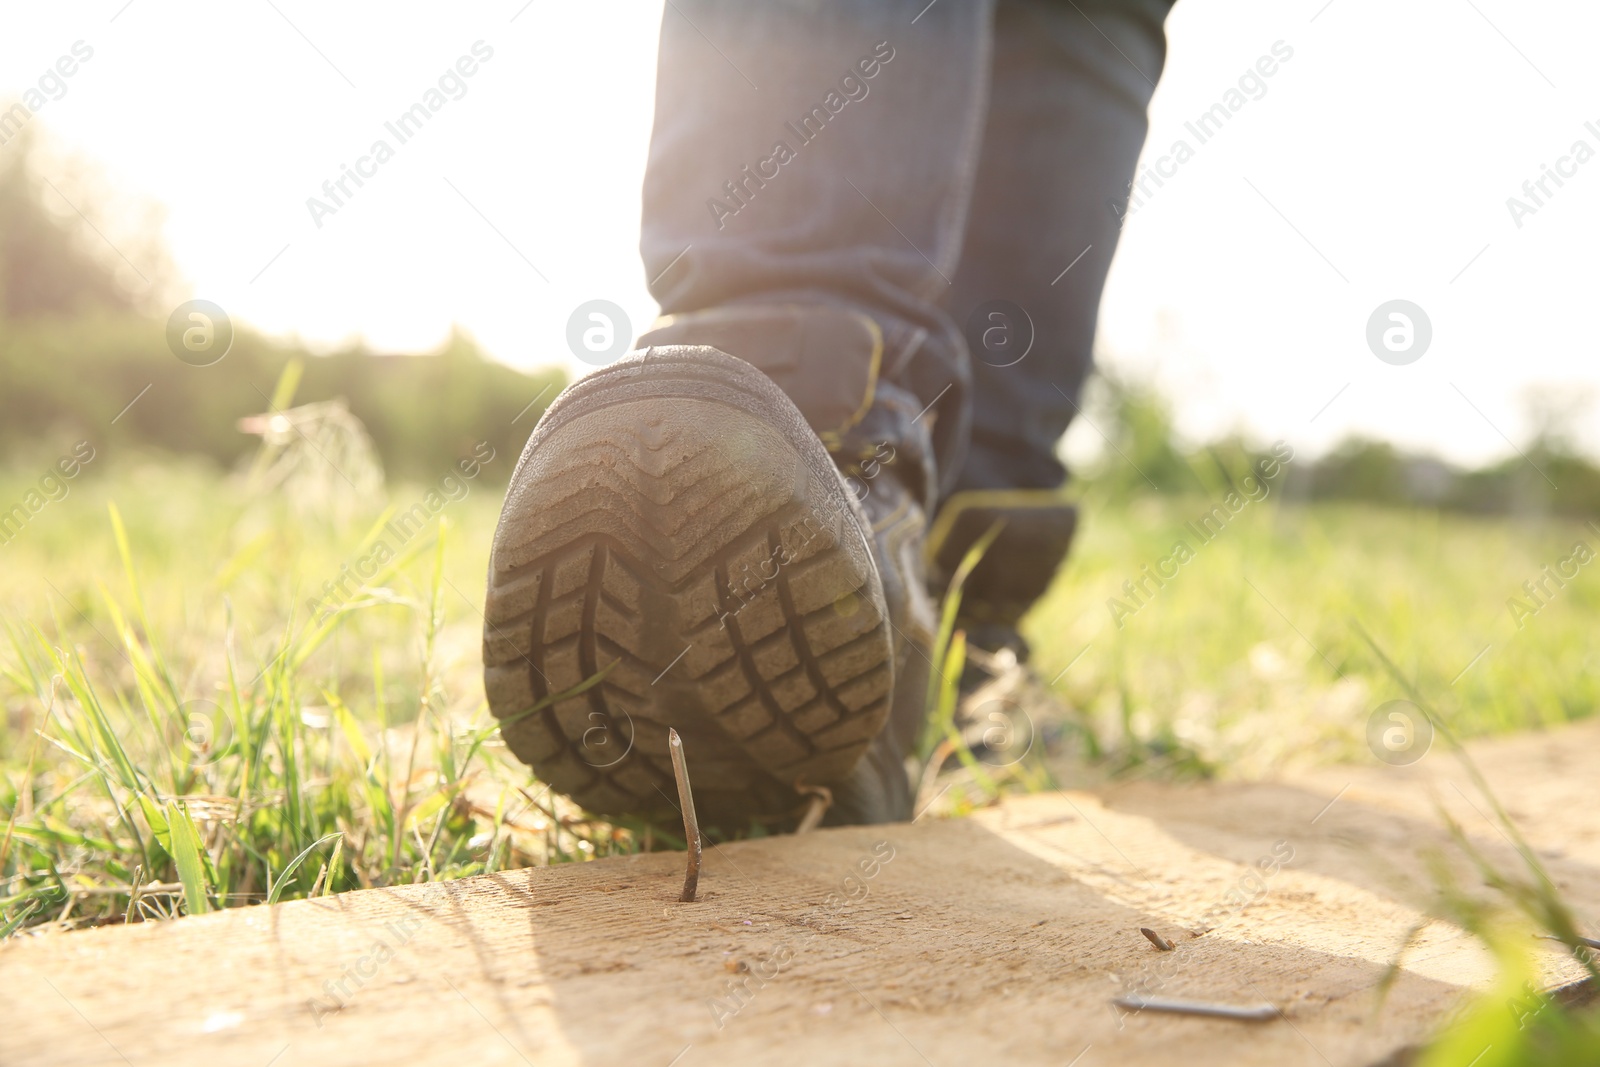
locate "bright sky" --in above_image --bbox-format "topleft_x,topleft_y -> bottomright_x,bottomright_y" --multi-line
5,0 -> 1597,466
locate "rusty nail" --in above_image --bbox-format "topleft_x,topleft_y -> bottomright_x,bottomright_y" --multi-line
1140,927 -> 1174,951
668,728 -> 701,902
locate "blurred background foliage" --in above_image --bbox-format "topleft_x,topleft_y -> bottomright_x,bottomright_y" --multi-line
0,128 -> 561,483
4,126 -> 1597,506
1073,374 -> 1600,517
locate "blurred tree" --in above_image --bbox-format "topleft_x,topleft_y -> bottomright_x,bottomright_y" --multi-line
1304,438 -> 1414,506
1077,373 -> 1207,497
0,125 -> 143,318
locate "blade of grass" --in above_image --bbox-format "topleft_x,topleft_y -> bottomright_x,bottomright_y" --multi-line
266,832 -> 342,906
107,502 -> 179,707
0,899 -> 43,938
247,358 -> 306,484
164,802 -> 210,915
918,519 -> 1006,761
1355,619 -> 1600,983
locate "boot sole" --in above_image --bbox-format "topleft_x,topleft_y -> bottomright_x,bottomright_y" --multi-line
483,346 -> 894,826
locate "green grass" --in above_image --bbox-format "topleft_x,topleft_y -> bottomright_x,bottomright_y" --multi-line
1027,491 -> 1600,777
6,458 -> 1596,927
0,455 -> 639,934
2,454 -> 1598,1063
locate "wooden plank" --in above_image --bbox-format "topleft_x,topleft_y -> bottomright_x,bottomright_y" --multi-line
3,722 -> 1595,1067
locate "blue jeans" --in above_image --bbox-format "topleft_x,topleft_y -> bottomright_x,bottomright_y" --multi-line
639,0 -> 1171,596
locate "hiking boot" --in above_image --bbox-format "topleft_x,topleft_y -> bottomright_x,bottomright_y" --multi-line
482,345 -> 930,830
827,434 -> 937,824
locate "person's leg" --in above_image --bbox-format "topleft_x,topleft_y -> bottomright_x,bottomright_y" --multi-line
929,0 -> 1174,649
637,0 -> 998,503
